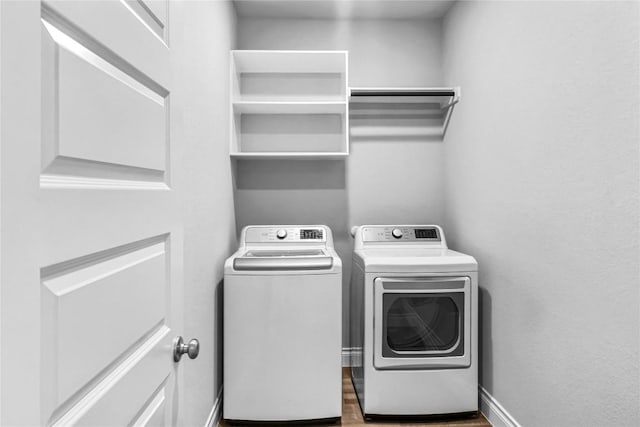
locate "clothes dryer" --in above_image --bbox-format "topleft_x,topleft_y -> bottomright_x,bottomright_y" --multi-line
350,225 -> 478,417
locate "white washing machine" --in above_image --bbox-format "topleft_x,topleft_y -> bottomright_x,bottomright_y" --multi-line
224,225 -> 342,422
350,225 -> 478,417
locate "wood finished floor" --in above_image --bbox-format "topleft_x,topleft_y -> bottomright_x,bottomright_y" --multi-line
220,368 -> 491,427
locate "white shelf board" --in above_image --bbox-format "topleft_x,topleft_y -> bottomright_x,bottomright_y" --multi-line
349,86 -> 460,107
234,95 -> 346,103
233,101 -> 346,114
350,86 -> 459,96
350,126 -> 446,138
233,50 -> 348,74
230,152 -> 348,160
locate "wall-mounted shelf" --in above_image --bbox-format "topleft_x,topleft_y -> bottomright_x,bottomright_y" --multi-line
349,87 -> 460,138
350,87 -> 460,108
233,50 -> 347,74
233,101 -> 346,115
229,152 -> 349,160
230,50 -> 349,158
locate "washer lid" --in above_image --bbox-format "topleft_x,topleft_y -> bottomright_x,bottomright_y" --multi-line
244,249 -> 325,257
355,248 -> 477,273
233,249 -> 334,271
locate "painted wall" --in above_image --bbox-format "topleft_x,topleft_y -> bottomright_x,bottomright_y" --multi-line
234,17 -> 446,350
442,1 -> 640,426
172,2 -> 237,425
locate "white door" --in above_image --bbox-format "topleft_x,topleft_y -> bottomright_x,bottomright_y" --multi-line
1,1 -> 186,425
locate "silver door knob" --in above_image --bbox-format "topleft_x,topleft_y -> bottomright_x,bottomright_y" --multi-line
173,336 -> 199,362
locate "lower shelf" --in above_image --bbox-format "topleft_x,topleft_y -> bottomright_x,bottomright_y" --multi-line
230,152 -> 348,160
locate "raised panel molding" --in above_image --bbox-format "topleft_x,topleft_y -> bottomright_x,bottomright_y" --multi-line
40,4 -> 169,189
122,0 -> 168,43
41,236 -> 170,425
131,385 -> 167,427
51,328 -> 171,427
41,0 -> 170,87
40,156 -> 168,191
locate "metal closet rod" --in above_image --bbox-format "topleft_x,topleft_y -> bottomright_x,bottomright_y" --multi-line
350,90 -> 456,97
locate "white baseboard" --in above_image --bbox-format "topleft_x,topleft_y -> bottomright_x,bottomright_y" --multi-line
342,347 -> 352,366
205,386 -> 223,427
342,347 -> 361,367
479,385 -> 521,427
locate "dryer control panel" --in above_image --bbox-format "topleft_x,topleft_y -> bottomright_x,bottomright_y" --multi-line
362,226 -> 441,242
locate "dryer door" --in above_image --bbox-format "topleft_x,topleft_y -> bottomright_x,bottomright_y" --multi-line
373,277 -> 471,369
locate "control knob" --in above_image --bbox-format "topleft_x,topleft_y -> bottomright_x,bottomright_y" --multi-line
276,229 -> 287,240
392,228 -> 403,239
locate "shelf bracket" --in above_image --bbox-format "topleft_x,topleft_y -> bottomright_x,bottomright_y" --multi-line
439,86 -> 461,110
440,87 -> 460,137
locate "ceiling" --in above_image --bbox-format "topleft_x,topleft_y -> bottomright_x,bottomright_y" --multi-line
233,0 -> 456,20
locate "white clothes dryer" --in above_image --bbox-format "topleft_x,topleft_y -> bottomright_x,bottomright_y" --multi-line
224,225 -> 342,423
350,225 -> 478,417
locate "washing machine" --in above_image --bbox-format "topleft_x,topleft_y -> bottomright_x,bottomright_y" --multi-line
350,225 -> 478,417
224,225 -> 342,422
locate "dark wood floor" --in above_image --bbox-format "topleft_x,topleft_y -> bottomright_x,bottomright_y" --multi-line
220,369 -> 491,427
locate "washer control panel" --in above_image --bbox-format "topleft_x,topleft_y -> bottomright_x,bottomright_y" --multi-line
245,226 -> 326,243
362,226 -> 440,242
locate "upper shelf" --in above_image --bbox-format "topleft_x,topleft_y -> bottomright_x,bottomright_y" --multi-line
232,50 -> 348,74
230,50 -> 350,159
349,87 -> 461,109
231,50 -> 348,103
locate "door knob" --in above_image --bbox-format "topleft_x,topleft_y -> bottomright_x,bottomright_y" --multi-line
173,336 -> 200,362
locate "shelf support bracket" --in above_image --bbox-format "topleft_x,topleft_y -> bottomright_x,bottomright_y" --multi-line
439,86 -> 461,110
440,87 -> 460,137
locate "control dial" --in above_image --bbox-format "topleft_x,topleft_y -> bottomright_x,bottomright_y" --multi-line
276,229 -> 287,240
391,228 -> 403,239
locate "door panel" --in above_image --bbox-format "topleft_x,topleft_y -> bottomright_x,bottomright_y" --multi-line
41,2 -> 169,186
51,329 -> 172,426
1,0 -> 181,425
41,238 -> 167,408
56,45 -> 167,171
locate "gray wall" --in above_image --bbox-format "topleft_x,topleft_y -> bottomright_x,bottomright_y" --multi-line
234,17 -> 446,350
442,1 -> 640,426
173,2 -> 237,425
